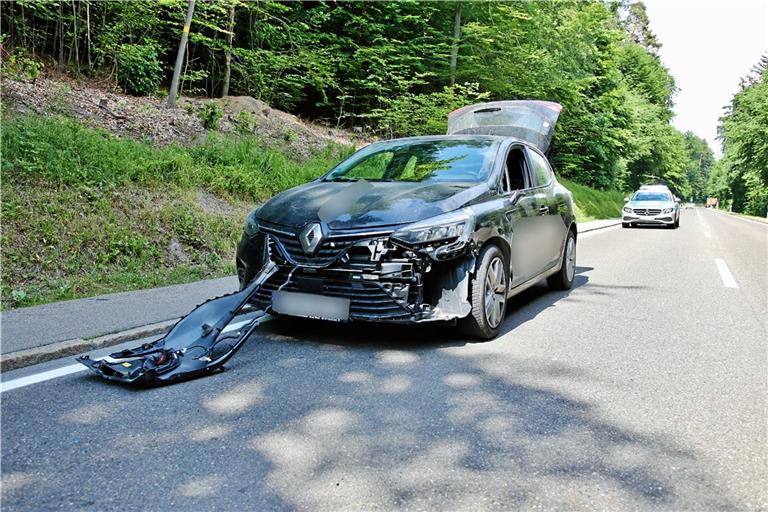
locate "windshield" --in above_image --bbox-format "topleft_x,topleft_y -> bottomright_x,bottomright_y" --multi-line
632,191 -> 672,202
324,139 -> 497,183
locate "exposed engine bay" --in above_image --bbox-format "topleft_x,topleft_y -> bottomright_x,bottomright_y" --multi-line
239,220 -> 477,324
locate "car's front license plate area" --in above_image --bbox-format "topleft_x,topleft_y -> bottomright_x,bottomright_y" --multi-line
272,290 -> 350,322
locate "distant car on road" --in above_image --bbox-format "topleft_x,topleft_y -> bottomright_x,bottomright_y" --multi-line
237,100 -> 577,339
622,189 -> 680,228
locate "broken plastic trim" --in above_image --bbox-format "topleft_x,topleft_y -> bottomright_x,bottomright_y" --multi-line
77,262 -> 278,386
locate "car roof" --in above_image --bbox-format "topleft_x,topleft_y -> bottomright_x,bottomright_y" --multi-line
367,134 -> 539,152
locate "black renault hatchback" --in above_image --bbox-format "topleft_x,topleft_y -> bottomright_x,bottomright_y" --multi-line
236,101 -> 576,339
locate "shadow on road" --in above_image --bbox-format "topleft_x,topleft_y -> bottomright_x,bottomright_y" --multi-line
0,265 -> 740,511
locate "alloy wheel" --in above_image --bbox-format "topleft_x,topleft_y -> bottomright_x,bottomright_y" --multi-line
566,235 -> 576,282
484,256 -> 506,328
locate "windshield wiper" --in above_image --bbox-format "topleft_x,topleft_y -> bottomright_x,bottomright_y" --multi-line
325,177 -> 360,182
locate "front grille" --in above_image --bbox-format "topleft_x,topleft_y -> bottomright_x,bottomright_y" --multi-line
251,267 -> 413,320
267,231 -> 360,266
633,208 -> 662,216
261,224 -> 393,267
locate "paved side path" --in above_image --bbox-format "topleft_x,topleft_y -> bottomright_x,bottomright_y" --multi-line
0,276 -> 239,355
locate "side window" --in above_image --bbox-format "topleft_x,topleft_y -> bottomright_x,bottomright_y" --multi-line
528,149 -> 552,187
503,147 -> 528,193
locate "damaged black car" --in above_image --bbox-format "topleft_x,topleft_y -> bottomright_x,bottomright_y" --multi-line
236,101 -> 577,339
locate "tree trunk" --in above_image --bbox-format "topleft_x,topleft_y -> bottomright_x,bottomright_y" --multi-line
70,0 -> 80,72
58,1 -> 64,70
86,1 -> 92,70
449,1 -> 461,86
167,0 -> 196,108
220,1 -> 235,98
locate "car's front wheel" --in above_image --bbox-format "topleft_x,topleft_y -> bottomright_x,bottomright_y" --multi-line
460,244 -> 508,340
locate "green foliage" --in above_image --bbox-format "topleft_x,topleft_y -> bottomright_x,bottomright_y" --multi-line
117,44 -> 162,96
2,113 -> 351,200
558,177 -> 625,222
0,51 -> 43,82
5,0 -> 758,210
199,102 -> 224,130
682,131 -> 714,202
365,82 -> 489,138
234,110 -> 256,134
717,58 -> 768,215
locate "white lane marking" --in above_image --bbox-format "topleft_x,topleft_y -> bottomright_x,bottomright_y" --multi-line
0,364 -> 86,393
714,258 -> 739,289
1,314 -> 274,393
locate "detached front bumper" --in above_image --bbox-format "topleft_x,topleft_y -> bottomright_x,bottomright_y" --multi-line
236,226 -> 475,324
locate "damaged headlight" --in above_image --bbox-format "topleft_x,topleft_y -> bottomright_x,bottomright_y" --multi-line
244,208 -> 261,237
392,209 -> 475,246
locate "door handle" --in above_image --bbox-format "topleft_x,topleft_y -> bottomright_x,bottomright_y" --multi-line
538,205 -> 549,215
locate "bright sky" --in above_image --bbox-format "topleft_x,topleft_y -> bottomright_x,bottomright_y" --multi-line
643,0 -> 767,157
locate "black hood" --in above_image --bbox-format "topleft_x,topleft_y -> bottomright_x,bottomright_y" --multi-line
257,180 -> 490,230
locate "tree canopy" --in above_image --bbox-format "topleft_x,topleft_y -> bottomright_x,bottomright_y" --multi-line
2,0 -> 724,198
709,56 -> 768,215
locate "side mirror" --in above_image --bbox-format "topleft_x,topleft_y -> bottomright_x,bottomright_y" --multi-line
624,196 -> 630,202
674,196 -> 681,203
504,190 -> 524,207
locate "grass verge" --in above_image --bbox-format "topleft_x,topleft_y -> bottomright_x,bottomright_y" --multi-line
559,177 -> 625,223
1,114 -> 351,308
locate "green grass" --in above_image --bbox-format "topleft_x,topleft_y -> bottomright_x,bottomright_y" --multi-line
559,177 -> 625,223
1,114 -> 352,308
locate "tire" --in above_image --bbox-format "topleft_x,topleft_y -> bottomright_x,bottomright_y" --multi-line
547,229 -> 576,291
622,223 -> 630,229
674,216 -> 680,228
460,244 -> 508,340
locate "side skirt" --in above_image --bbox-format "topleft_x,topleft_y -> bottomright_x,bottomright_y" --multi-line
506,263 -> 560,299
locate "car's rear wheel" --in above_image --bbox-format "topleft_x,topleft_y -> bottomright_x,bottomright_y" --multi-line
547,230 -> 576,291
460,244 -> 508,340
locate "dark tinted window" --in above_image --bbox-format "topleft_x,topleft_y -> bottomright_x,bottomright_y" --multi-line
324,139 -> 497,183
528,149 -> 552,187
504,147 -> 528,192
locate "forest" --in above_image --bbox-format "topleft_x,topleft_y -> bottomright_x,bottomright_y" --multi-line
4,0 -> 756,205
709,56 -> 768,216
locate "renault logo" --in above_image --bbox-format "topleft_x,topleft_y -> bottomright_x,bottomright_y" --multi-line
299,223 -> 324,254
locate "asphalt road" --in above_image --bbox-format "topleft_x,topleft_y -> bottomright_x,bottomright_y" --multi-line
2,208 -> 766,511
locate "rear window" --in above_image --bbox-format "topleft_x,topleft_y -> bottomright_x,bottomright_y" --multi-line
324,139 -> 497,183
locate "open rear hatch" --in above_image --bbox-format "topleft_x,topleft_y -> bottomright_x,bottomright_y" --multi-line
447,100 -> 562,154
